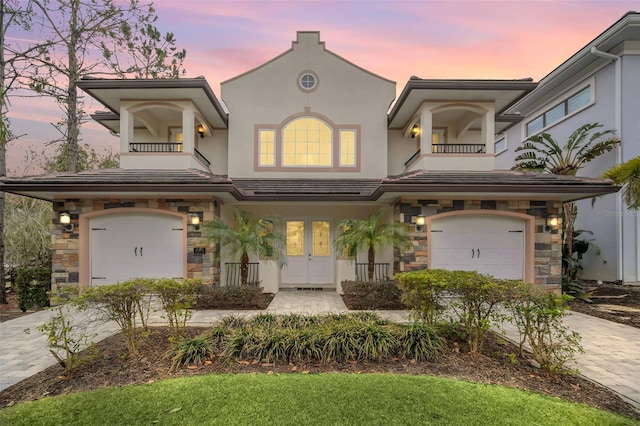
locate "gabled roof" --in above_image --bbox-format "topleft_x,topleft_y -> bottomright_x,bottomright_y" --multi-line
77,78 -> 229,131
388,78 -> 538,132
505,11 -> 640,114
221,31 -> 394,87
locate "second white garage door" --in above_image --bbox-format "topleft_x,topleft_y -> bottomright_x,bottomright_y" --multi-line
430,215 -> 525,280
90,213 -> 184,285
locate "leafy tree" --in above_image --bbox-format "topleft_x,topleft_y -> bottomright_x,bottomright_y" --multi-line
602,156 -> 640,210
3,193 -> 52,271
37,143 -> 119,173
513,123 -> 620,274
1,0 -> 44,303
334,209 -> 411,281
25,0 -> 187,173
204,209 -> 285,287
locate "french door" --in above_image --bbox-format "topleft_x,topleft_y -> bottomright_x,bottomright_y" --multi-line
282,219 -> 334,285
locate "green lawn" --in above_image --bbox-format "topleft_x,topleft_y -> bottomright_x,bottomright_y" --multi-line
0,373 -> 635,425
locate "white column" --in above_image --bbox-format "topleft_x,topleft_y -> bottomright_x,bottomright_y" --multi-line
120,108 -> 134,153
419,107 -> 433,155
182,107 -> 195,154
483,107 -> 495,154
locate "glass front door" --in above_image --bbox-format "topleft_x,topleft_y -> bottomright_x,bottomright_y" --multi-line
282,219 -> 333,285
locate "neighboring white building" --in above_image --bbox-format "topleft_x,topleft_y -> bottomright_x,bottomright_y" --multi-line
496,11 -> 640,284
3,27 -> 623,293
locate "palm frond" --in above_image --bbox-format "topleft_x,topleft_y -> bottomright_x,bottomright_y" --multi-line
603,156 -> 640,209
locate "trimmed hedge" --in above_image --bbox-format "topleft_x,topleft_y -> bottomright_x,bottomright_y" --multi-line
341,280 -> 405,310
195,285 -> 273,310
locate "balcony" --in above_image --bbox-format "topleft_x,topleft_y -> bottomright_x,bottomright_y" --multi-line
404,143 -> 489,171
128,142 -> 211,167
431,143 -> 486,154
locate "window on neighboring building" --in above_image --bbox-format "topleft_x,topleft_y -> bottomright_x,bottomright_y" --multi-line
258,129 -> 276,166
282,117 -> 332,167
339,130 -> 356,167
494,136 -> 506,155
526,85 -> 592,136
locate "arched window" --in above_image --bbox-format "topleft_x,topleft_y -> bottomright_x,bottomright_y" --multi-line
282,117 -> 332,167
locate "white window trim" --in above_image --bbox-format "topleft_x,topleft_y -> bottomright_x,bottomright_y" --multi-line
494,135 -> 507,156
524,78 -> 595,138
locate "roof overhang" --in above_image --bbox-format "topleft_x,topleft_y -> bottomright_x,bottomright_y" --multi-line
374,170 -> 620,203
506,11 -> 640,114
388,79 -> 538,133
77,78 -> 229,132
2,170 -> 619,205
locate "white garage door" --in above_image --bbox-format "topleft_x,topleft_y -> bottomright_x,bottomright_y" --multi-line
90,213 -> 184,285
430,215 -> 524,280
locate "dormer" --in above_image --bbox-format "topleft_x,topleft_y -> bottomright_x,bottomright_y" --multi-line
388,79 -> 537,172
77,78 -> 228,172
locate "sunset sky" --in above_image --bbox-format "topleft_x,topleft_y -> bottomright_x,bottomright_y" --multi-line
5,0 -> 638,175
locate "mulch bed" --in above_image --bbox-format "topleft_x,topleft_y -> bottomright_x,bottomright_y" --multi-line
569,283 -> 640,329
0,326 -> 638,421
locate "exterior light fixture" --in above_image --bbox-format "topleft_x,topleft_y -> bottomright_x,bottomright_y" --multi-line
59,212 -> 73,232
197,124 -> 205,138
415,215 -> 426,232
190,213 -> 201,230
546,215 -> 559,232
410,125 -> 420,139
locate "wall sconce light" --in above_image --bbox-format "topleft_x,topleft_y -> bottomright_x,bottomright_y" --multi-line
59,212 -> 73,232
190,213 -> 201,230
415,215 -> 426,232
196,124 -> 205,138
545,215 -> 559,232
410,125 -> 420,139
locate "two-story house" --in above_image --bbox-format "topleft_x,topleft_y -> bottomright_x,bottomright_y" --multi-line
2,31 -> 619,294
496,11 -> 640,284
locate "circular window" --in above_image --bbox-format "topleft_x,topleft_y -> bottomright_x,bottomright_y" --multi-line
298,71 -> 318,92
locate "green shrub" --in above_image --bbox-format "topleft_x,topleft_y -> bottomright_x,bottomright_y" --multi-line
395,269 -> 452,325
505,281 -> 583,376
15,266 -> 51,312
448,270 -> 511,353
151,278 -> 200,337
219,315 -> 248,329
392,322 -> 445,361
341,280 -> 404,309
249,312 -> 278,327
195,285 -> 267,309
35,288 -> 97,375
166,336 -> 213,370
78,278 -> 153,356
197,314 -> 444,367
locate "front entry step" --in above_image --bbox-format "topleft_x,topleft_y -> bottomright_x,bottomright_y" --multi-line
279,284 -> 336,291
267,289 -> 347,313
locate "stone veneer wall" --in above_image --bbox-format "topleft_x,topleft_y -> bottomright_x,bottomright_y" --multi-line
51,198 -> 220,289
394,199 -> 562,289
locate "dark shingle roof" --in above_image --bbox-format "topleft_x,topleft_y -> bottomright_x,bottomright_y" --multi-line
233,178 -> 380,201
1,168 -> 619,202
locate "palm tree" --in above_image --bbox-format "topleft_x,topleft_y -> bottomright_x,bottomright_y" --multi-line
334,209 -> 411,281
602,156 -> 640,210
203,209 -> 285,287
513,122 -> 620,276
